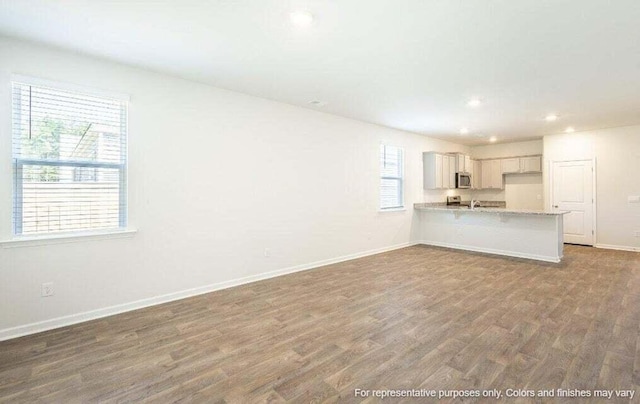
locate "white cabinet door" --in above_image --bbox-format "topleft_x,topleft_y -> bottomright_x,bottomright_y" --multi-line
423,152 -> 443,189
481,160 -> 503,189
456,154 -> 464,172
491,159 -> 503,189
472,160 -> 481,189
442,155 -> 450,188
502,158 -> 520,174
521,156 -> 542,173
481,160 -> 492,188
455,153 -> 472,173
435,154 -> 443,189
450,156 -> 456,188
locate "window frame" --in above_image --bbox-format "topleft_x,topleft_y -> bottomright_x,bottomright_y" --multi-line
10,75 -> 130,239
379,144 -> 405,211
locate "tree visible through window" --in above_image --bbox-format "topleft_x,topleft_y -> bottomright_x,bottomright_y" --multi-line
12,80 -> 128,236
379,145 -> 404,210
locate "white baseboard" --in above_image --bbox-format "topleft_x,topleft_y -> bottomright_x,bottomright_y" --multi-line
595,244 -> 640,252
417,240 -> 562,263
0,242 -> 416,341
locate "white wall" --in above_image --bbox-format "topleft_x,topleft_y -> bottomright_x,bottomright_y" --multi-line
544,126 -> 640,250
471,139 -> 542,160
0,37 -> 470,338
470,140 -> 544,209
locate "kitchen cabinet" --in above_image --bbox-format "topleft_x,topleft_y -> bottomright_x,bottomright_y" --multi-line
427,153 -> 540,190
501,158 -> 521,174
423,152 -> 443,189
449,156 -> 456,188
480,159 -> 503,189
491,160 -> 503,188
472,160 -> 481,189
424,152 -> 458,189
455,153 -> 472,173
481,160 -> 492,188
521,156 -> 542,173
434,154 -> 443,189
442,155 -> 450,189
501,156 -> 542,174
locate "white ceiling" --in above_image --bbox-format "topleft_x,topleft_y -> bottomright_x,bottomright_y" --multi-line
1,0 -> 639,145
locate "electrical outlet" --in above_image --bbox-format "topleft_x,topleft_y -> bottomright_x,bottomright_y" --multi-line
41,282 -> 54,297
263,248 -> 271,258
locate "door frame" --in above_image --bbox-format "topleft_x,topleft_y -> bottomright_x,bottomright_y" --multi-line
548,158 -> 597,246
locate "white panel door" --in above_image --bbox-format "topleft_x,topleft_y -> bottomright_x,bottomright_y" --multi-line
552,160 -> 594,245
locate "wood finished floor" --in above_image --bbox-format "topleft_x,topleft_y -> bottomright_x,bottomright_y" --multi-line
1,245 -> 640,403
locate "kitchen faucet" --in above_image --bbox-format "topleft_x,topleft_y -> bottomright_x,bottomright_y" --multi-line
470,199 -> 480,209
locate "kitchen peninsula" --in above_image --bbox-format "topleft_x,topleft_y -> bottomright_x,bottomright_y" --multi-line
414,203 -> 568,263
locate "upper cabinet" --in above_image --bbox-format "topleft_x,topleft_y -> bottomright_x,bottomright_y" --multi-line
454,153 -> 472,173
472,160 -> 482,189
424,152 -> 456,190
501,156 -> 542,174
442,155 -> 451,189
521,156 -> 542,173
501,158 -> 520,174
424,152 -> 541,190
448,156 -> 456,188
481,159 -> 504,189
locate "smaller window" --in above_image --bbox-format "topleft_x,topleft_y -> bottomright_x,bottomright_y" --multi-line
379,144 -> 404,210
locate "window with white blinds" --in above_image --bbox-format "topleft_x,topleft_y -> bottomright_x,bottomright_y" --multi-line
11,79 -> 128,236
379,144 -> 404,210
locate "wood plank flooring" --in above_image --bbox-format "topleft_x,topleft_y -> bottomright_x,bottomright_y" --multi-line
1,245 -> 640,403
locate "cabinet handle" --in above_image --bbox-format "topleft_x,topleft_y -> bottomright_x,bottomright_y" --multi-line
553,205 -> 559,208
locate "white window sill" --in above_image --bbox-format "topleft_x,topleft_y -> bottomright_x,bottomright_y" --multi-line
0,228 -> 138,248
379,207 -> 406,213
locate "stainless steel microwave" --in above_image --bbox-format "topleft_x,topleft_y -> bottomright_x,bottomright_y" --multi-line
456,173 -> 471,188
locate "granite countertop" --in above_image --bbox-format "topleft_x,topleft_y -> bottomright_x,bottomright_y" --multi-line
413,202 -> 569,216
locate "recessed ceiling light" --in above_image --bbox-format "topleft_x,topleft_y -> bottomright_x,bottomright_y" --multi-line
290,11 -> 314,27
489,136 -> 497,142
545,114 -> 559,122
565,126 -> 575,133
467,98 -> 482,108
460,127 -> 469,135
